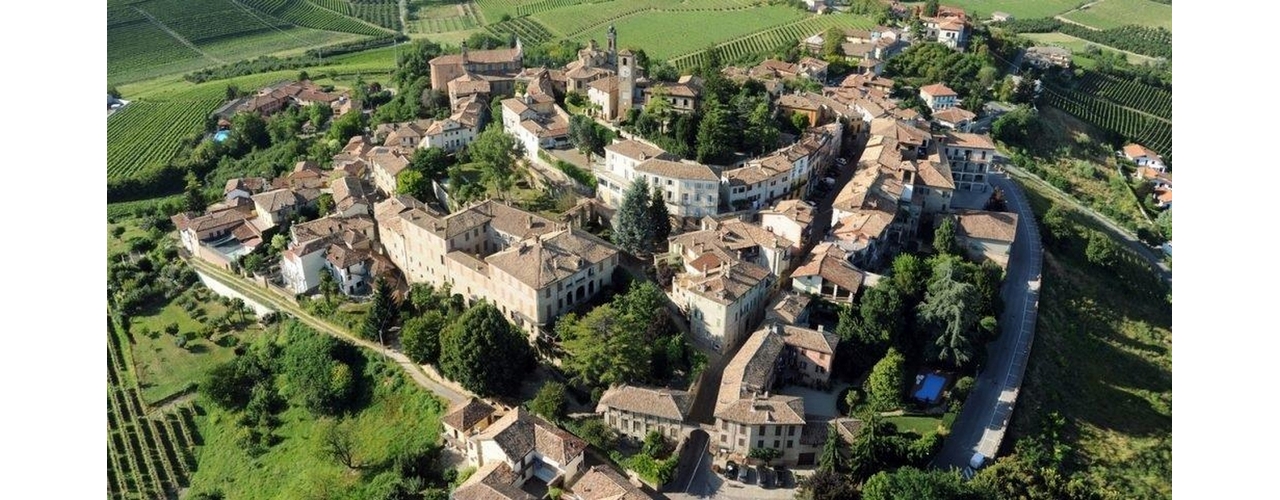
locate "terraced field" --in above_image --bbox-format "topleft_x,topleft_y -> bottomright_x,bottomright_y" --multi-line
556,4 -> 810,61
409,1 -> 482,33
349,0 -> 402,30
668,13 -> 877,69
108,318 -> 201,500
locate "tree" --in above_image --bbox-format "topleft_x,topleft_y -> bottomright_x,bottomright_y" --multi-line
307,102 -> 333,130
398,169 -> 431,200
790,112 -> 811,133
838,283 -> 906,375
917,260 -> 979,368
202,355 -> 268,411
569,114 -> 607,159
530,381 -> 567,422
991,106 -> 1042,150
822,26 -> 845,58
818,423 -> 848,473
281,323 -> 356,415
862,467 -> 973,500
317,193 -> 335,215
848,416 -> 902,482
642,430 -> 667,458
647,186 -> 672,248
977,65 -> 999,89
362,277 -> 400,343
184,172 -> 206,213
613,178 -> 653,255
242,253 -> 265,276
743,100 -> 779,155
1157,209 -> 1172,240
401,311 -> 447,365
232,112 -> 270,149
327,109 -> 364,144
320,418 -> 361,470
1041,204 -> 1075,249
866,348 -> 906,412
695,99 -> 733,164
934,217 -> 960,256
891,253 -> 928,301
469,124 -> 520,198
1085,230 -> 1119,268
439,302 -> 535,397
748,447 -> 782,464
797,468 -> 859,500
319,271 -> 339,301
271,234 -> 288,253
557,304 -> 650,388
924,0 -> 939,17
411,147 -> 452,179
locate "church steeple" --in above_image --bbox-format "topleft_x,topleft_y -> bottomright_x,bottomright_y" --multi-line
607,24 -> 617,61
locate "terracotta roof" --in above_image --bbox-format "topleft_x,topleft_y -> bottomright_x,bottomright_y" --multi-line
369,147 -> 411,177
761,199 -> 815,227
932,107 -> 976,124
474,407 -> 587,466
449,73 -> 492,95
430,47 -> 521,66
870,118 -> 929,147
1123,143 -> 1161,160
224,177 -> 270,196
442,397 -> 497,431
588,75 -> 619,93
596,385 -> 692,422
714,395 -> 806,426
717,327 -> 786,412
833,206 -> 895,243
486,228 -> 618,289
454,461 -> 535,500
767,291 -> 812,324
915,156 -> 956,190
635,158 -> 718,182
674,260 -> 771,306
571,465 -> 649,500
792,243 -> 864,293
251,188 -> 300,213
779,324 -> 838,355
953,209 -> 1019,243
944,131 -> 995,149
920,83 -> 957,97
833,417 -> 865,442
605,139 -> 669,161
325,242 -> 370,270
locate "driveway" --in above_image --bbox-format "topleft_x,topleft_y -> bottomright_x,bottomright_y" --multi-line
932,173 -> 1043,471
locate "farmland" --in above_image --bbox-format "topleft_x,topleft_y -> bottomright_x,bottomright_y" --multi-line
906,0 -> 1085,20
1021,32 -> 1156,66
106,100 -> 221,182
408,0 -> 482,33
1063,0 -> 1173,31
349,0 -> 403,30
668,14 -> 877,69
1041,85 -> 1172,159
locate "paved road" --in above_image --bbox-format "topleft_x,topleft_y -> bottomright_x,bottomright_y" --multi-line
1005,165 -> 1172,283
670,430 -> 711,495
188,258 -> 470,406
932,173 -> 1043,471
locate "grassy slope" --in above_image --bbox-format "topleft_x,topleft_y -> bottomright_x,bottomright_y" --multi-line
560,5 -> 805,61
1017,106 -> 1158,237
1063,0 -> 1173,30
1010,177 -> 1172,499
901,0 -> 1084,20
187,357 -> 445,499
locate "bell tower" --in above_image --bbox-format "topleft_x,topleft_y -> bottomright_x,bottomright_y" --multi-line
618,48 -> 635,119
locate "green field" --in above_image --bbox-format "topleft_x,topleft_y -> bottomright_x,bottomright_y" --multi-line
1063,0 -> 1172,30
669,14 -> 876,69
408,0 -> 482,33
1012,177 -> 1172,499
903,0 -> 1085,20
559,5 -> 807,60
1021,32 -> 1155,65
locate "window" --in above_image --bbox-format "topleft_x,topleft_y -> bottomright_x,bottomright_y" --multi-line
757,440 -> 764,448
788,426 -> 796,436
774,427 -> 782,436
759,425 -> 765,434
739,437 -> 745,447
666,179 -> 673,186
774,440 -> 780,449
721,434 -> 727,443
787,440 -> 793,448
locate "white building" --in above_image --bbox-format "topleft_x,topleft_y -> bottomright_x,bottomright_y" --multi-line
671,260 -> 773,353
501,93 -> 571,163
1123,143 -> 1166,172
919,83 -> 958,111
595,385 -> 692,442
759,199 -> 816,254
454,408 -> 587,499
595,139 -> 719,218
941,131 -> 996,192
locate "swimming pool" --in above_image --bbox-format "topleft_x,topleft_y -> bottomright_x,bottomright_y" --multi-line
913,373 -> 947,403
213,130 -> 230,142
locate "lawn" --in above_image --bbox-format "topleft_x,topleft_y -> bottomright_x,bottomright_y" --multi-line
885,415 -> 946,436
902,0 -> 1085,20
559,5 -> 806,61
1022,32 -> 1156,65
186,348 -> 447,499
1009,178 -> 1172,499
127,288 -> 264,404
1063,0 -> 1172,31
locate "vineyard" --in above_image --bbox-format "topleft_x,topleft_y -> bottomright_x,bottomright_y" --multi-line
563,5 -> 814,61
669,14 -> 876,69
107,99 -> 223,181
474,0 -> 536,23
139,0 -> 291,43
108,318 -> 200,500
108,20 -> 207,83
487,17 -> 555,45
312,0 -> 351,14
245,0 -> 393,36
1062,0 -> 1173,31
1041,85 -> 1172,159
1075,71 -> 1171,120
515,0 -> 605,17
349,0 -> 401,30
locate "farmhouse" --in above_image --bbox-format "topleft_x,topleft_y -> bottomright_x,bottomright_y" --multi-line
454,408 -> 588,499
1025,46 -> 1072,69
1123,143 -> 1167,171
931,107 -> 977,132
951,209 -> 1020,268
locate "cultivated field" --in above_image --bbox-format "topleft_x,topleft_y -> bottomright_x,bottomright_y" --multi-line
409,0 -> 482,33
910,0 -> 1086,20
1063,0 -> 1172,31
1021,32 -> 1155,66
562,5 -> 808,61
669,14 -> 877,69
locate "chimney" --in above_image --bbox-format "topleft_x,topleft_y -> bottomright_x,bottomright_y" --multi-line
817,324 -> 824,332
527,215 -> 534,229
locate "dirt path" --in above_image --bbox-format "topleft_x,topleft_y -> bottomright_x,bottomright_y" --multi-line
132,6 -> 225,65
1054,0 -> 1105,29
188,258 -> 471,405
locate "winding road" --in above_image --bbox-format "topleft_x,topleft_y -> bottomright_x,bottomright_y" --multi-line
932,173 -> 1043,471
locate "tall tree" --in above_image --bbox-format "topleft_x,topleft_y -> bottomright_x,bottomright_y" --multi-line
822,26 -> 846,58
695,99 -> 734,164
569,114 -> 607,160
923,0 -> 940,17
184,171 -> 206,213
934,217 -> 960,256
401,311 -> 448,365
439,302 -> 535,397
614,178 -> 653,255
917,260 -> 978,368
411,147 -> 452,179
797,468 -> 859,500
891,253 -> 928,301
818,423 -> 848,473
863,467 -> 973,500
1085,230 -> 1119,268
362,277 -> 400,343
647,186 -> 672,249
320,418 -> 362,470
557,304 -> 650,389
281,323 -> 356,416
469,124 -> 520,198
743,100 -> 779,155
529,381 -> 567,422
865,348 -> 907,412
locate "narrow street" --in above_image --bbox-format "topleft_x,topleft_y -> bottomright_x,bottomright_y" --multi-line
187,257 -> 470,406
932,173 -> 1043,471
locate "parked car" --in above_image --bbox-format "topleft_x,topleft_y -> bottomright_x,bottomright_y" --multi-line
737,464 -> 752,483
759,466 -> 776,489
724,461 -> 739,480
775,464 -> 792,488
962,452 -> 988,480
